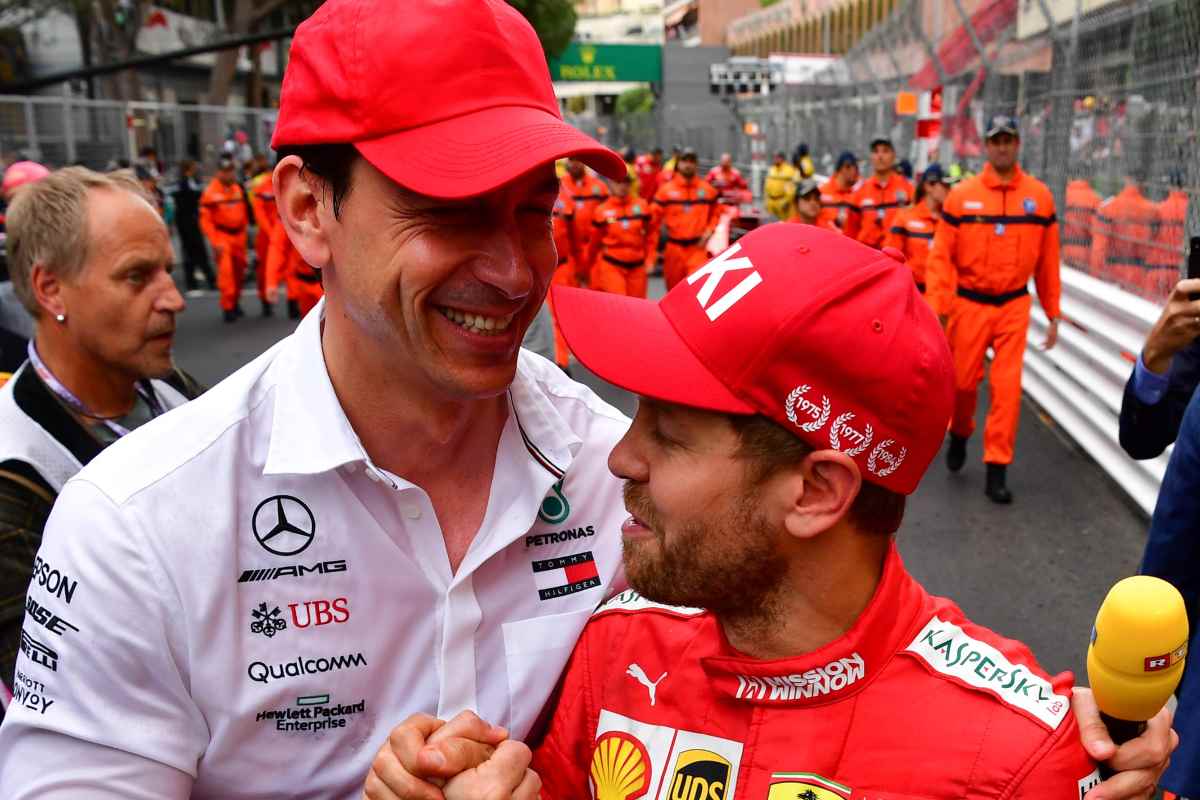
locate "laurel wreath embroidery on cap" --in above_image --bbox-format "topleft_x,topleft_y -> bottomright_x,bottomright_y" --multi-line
829,412 -> 874,457
784,385 -> 831,433
867,439 -> 908,477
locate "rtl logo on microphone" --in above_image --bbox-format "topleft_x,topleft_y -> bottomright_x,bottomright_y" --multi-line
1143,641 -> 1187,672
289,598 -> 350,629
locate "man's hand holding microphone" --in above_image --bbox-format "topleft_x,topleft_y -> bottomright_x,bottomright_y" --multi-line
1078,575 -> 1186,799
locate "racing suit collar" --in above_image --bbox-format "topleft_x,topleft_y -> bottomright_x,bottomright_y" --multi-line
699,542 -> 925,706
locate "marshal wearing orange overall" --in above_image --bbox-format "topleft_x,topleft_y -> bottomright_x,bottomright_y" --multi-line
248,165 -> 280,316
548,186 -> 577,367
927,115 -> 1060,504
199,157 -> 249,322
854,137 -> 913,249
587,173 -> 659,298
884,163 -> 950,296
562,159 -> 609,283
653,148 -> 719,289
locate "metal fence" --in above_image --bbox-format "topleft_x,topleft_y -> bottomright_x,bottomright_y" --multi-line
0,94 -> 278,173
734,0 -> 1199,305
565,103 -> 745,165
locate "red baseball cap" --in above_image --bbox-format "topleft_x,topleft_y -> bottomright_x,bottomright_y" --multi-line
271,0 -> 626,199
552,224 -> 954,494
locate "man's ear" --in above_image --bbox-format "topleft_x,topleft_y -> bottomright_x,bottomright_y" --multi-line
273,155 -> 333,271
775,450 -> 862,541
30,263 -> 65,320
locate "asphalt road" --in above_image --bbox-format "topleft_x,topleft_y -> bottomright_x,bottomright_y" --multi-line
173,278 -> 1150,682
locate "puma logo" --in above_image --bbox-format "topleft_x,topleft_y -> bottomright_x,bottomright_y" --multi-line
626,663 -> 668,706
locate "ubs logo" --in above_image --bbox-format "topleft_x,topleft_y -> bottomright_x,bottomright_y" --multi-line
289,597 -> 350,628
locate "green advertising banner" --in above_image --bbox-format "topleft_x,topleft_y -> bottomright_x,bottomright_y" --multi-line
549,42 -> 662,83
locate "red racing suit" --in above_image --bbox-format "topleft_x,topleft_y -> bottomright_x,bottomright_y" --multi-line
704,166 -> 749,205
533,544 -> 1098,799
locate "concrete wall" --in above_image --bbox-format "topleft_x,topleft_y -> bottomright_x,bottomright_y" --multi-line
660,44 -> 743,160
662,43 -> 728,105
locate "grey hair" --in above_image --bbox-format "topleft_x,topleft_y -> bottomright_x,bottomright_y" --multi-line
7,166 -> 153,317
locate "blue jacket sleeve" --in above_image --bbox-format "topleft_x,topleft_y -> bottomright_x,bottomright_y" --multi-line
1119,339 -> 1200,460
1142,382 -> 1200,797
1142,387 -> 1200,612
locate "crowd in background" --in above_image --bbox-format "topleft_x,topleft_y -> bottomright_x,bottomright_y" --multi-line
0,140 -> 324,333
0,122 -> 1197,794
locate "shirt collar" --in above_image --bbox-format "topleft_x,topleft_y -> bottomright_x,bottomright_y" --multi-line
871,171 -> 897,190
264,299 -> 371,476
508,351 -> 583,479
980,162 -> 1024,189
699,542 -> 924,707
263,303 -> 583,480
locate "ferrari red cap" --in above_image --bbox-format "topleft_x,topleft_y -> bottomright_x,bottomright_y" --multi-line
271,0 -> 626,199
553,224 -> 955,494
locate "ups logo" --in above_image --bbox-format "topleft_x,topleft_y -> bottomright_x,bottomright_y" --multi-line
668,749 -> 730,800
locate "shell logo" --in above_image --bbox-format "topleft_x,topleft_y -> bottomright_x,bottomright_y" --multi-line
581,45 -> 597,64
590,731 -> 651,800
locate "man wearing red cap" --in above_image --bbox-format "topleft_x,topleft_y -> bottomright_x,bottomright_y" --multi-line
363,225 -> 1175,800
0,6 -> 1173,798
0,2 -> 632,797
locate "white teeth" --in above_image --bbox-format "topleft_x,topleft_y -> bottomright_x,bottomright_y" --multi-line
439,307 -> 514,335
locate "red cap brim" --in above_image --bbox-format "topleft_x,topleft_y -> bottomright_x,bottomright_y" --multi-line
552,285 -> 755,415
354,105 -> 626,199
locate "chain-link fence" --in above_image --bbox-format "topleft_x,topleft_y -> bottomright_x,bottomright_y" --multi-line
565,104 -> 744,164
732,0 -> 1199,303
0,94 -> 278,174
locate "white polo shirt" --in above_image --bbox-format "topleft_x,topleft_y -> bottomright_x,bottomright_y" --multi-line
0,303 -> 630,799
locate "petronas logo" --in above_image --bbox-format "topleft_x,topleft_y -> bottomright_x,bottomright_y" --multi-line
538,480 -> 570,525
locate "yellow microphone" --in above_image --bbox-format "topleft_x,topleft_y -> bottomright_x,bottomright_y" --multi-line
1087,576 -> 1188,773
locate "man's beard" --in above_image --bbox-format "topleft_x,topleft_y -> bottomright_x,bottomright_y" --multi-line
622,482 -> 787,619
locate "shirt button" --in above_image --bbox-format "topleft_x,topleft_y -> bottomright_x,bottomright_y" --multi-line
365,470 -> 381,483
403,505 -> 422,520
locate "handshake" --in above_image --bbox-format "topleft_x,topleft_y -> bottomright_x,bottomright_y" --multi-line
363,711 -> 542,800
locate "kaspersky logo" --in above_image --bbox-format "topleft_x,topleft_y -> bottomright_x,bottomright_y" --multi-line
590,731 -> 650,800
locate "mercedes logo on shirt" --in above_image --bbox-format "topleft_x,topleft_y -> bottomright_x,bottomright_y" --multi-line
252,495 -> 317,556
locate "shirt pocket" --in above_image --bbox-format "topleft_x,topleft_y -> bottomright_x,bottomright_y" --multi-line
501,606 -> 593,739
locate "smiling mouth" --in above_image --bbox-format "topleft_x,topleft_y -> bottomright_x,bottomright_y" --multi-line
437,306 -> 516,336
